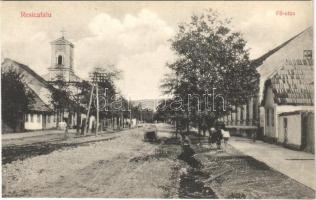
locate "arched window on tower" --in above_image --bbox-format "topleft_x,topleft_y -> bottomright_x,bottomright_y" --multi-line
58,55 -> 63,65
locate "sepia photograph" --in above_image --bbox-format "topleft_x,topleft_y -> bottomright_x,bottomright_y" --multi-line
1,1 -> 315,199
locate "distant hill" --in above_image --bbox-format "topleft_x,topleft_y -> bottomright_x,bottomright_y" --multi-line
131,99 -> 164,111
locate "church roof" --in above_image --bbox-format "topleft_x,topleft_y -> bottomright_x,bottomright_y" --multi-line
51,36 -> 74,47
2,58 -> 54,90
262,59 -> 314,106
1,58 -> 55,112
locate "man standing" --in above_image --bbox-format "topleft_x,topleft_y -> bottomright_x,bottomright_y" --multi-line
214,126 -> 223,150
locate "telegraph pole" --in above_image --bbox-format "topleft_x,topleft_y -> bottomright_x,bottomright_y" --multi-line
87,70 -> 109,135
85,84 -> 95,135
96,82 -> 99,135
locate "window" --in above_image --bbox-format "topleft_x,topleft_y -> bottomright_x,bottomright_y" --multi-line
30,114 -> 34,122
304,50 -> 312,60
53,114 -> 56,122
271,109 -> 274,127
37,114 -> 41,123
25,114 -> 28,122
58,55 -> 63,65
266,109 -> 270,126
48,115 -> 51,123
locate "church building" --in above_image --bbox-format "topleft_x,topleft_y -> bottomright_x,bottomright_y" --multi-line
44,35 -> 81,82
2,33 -> 84,132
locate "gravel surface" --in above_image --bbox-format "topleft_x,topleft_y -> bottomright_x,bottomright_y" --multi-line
3,124 -> 315,198
2,126 -> 179,197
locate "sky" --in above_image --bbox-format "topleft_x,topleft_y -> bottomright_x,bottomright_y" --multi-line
1,1 -> 313,100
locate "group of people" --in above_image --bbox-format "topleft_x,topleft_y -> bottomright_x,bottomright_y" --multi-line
208,124 -> 230,149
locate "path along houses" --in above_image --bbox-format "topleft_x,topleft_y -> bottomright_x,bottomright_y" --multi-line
219,27 -> 314,153
1,36 -> 86,132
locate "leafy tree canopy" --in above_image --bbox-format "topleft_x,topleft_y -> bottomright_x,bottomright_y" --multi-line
162,9 -> 259,120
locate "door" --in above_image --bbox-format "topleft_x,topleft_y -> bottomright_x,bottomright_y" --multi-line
42,114 -> 47,129
283,118 -> 288,144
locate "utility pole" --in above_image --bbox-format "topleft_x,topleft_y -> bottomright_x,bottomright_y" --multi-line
87,70 -> 109,135
85,84 -> 95,135
129,110 -> 132,128
96,82 -> 99,135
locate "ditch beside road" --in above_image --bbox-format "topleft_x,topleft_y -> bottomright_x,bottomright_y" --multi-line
2,124 -> 315,198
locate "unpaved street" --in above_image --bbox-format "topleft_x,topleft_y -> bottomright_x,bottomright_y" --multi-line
3,124 -> 180,197
2,124 -> 315,198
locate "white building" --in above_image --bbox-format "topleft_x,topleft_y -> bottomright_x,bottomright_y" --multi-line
44,36 -> 81,82
221,27 -> 313,140
261,58 -> 314,153
2,58 -> 57,131
2,35 -> 85,131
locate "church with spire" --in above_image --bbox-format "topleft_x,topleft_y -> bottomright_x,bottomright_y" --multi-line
44,31 -> 81,82
1,30 -> 84,132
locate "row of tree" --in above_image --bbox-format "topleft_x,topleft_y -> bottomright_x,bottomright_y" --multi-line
1,65 -> 145,133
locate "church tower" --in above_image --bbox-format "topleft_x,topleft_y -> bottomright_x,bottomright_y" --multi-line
47,32 -> 79,82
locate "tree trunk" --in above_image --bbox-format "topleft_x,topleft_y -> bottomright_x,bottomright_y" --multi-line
76,108 -> 81,134
56,110 -> 60,128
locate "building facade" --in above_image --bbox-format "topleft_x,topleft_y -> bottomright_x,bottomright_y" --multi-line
2,35 -> 85,132
261,58 -> 314,153
2,58 -> 56,131
44,36 -> 81,82
221,27 -> 313,140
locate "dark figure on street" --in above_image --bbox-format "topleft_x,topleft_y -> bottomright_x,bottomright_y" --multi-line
213,126 -> 223,149
208,127 -> 217,145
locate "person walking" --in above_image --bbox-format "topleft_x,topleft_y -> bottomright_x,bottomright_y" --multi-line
222,127 -> 230,147
208,127 -> 216,147
214,126 -> 223,150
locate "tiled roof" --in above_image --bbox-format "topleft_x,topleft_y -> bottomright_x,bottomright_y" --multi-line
2,58 -> 54,112
263,59 -> 314,105
27,88 -> 53,112
2,58 -> 54,90
251,27 -> 312,68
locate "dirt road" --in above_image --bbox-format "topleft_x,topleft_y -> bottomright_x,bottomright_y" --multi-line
3,124 -> 182,197
3,124 -> 315,198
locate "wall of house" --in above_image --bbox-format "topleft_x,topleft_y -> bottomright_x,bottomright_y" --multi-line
257,27 -> 313,103
303,113 -> 314,153
277,116 -> 285,143
263,85 -> 314,142
44,113 -> 58,129
278,114 -> 302,148
25,113 -> 57,130
276,105 -> 314,114
275,105 -> 313,145
25,113 -> 43,130
263,87 -> 277,139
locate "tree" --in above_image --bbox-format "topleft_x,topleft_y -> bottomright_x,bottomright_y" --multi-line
73,80 -> 91,133
1,69 -> 33,132
161,9 -> 259,133
50,80 -> 74,129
